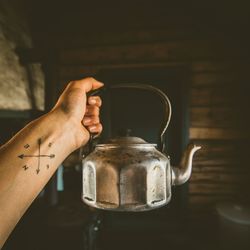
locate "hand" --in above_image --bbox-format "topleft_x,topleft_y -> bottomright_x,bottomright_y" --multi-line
52,77 -> 103,149
0,77 -> 103,246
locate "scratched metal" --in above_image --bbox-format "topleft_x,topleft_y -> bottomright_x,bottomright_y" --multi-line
82,136 -> 171,211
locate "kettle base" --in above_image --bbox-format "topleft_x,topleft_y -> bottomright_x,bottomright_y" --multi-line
82,197 -> 170,212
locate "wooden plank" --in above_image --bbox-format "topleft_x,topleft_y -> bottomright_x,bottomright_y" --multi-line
191,165 -> 247,176
33,28 -> 195,49
191,61 -> 250,73
190,107 -> 242,128
59,66 -> 249,87
191,83 -> 250,108
187,138 -> 249,165
189,194 -> 236,208
190,85 -> 245,107
193,157 -> 248,168
191,140 -> 245,159
189,183 -> 240,195
190,172 -> 247,184
189,127 -> 249,140
193,159 -> 242,166
58,62 -> 184,80
60,43 -> 172,64
191,72 -> 248,86
59,40 -> 249,65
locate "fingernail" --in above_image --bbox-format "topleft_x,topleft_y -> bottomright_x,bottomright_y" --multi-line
89,126 -> 96,132
89,98 -> 96,104
83,118 -> 91,125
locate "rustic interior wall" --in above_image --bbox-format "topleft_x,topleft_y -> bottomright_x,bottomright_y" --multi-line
51,31 -> 250,214
189,61 -> 250,212
0,1 -> 44,110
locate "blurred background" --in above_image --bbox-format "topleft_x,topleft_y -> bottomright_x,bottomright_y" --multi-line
0,0 -> 250,249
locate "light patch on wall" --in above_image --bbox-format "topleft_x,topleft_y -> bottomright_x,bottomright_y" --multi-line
0,1 -> 44,111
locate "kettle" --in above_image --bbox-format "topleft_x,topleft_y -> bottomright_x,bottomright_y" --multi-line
82,84 -> 201,211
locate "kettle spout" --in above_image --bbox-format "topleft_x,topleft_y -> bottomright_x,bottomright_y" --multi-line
172,143 -> 201,186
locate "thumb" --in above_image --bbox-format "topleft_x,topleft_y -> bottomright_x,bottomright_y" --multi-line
81,77 -> 104,93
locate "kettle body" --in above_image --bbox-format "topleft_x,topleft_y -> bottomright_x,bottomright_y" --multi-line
82,137 -> 172,211
82,84 -> 201,212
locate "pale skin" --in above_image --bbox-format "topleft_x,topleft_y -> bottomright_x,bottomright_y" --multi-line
0,77 -> 103,248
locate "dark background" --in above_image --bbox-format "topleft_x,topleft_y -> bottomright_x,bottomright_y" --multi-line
1,0 -> 250,250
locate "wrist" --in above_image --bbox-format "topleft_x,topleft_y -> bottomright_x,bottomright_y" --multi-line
46,108 -> 89,152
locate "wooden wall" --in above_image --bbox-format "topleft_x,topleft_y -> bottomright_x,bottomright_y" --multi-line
53,33 -> 250,213
189,62 -> 250,212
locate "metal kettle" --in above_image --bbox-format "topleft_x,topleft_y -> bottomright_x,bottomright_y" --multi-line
82,84 -> 201,211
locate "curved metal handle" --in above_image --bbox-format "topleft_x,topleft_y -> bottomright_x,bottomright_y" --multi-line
110,84 -> 172,152
87,83 -> 172,152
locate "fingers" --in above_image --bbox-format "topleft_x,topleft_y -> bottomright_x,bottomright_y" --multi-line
85,105 -> 99,116
82,116 -> 100,126
84,96 -> 102,122
83,96 -> 102,135
85,123 -> 103,134
87,96 -> 102,107
83,77 -> 104,92
82,114 -> 102,134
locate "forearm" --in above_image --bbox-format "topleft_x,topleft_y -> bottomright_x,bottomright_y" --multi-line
0,77 -> 103,247
0,109 -> 81,247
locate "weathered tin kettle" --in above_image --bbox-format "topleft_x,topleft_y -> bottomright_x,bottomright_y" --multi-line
82,84 -> 201,211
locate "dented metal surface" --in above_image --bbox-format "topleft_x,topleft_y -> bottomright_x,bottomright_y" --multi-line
82,84 -> 201,211
82,136 -> 201,211
82,136 -> 171,211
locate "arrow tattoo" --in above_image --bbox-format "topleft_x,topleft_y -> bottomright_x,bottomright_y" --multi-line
18,154 -> 55,159
18,138 -> 55,174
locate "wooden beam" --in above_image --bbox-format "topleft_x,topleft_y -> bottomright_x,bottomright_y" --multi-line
189,183 -> 240,195
60,40 -> 250,65
190,107 -> 243,128
189,127 -> 249,140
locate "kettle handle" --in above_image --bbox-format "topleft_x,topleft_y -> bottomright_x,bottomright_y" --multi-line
87,84 -> 172,152
110,84 -> 172,152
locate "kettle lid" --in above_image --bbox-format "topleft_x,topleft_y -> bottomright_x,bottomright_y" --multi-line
97,136 -> 156,148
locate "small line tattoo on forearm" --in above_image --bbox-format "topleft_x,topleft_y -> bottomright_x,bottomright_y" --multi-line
18,138 -> 55,174
23,165 -> 28,170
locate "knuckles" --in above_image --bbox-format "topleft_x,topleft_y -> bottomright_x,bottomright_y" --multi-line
90,116 -> 100,125
89,123 -> 103,133
68,80 -> 77,87
86,106 -> 100,116
88,96 -> 102,107
83,115 -> 100,125
84,77 -> 95,83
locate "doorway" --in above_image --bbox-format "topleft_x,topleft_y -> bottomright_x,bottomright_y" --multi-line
96,66 -> 191,237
